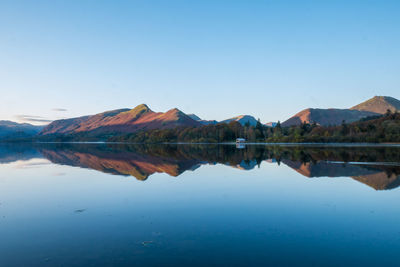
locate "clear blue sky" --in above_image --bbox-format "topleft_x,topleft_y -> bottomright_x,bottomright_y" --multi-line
1,0 -> 399,125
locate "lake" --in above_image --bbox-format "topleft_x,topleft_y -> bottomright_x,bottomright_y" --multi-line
1,143 -> 400,266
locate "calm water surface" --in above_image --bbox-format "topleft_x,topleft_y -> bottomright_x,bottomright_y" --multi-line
1,143 -> 400,266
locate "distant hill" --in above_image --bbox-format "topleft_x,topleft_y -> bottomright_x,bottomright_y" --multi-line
265,122 -> 277,127
272,111 -> 400,143
351,96 -> 400,114
0,121 -> 44,140
179,113 -> 259,126
187,114 -> 218,125
282,96 -> 400,127
189,113 -> 260,126
281,96 -> 400,127
187,114 -> 201,121
220,115 -> 258,127
282,108 -> 377,127
40,104 -> 200,136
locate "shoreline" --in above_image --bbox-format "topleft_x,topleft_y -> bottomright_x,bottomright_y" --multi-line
1,141 -> 400,147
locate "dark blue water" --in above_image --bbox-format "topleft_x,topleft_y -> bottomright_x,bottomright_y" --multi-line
0,143 -> 400,266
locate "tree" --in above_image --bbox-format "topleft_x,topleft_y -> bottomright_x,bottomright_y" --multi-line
256,118 -> 265,139
341,120 -> 348,135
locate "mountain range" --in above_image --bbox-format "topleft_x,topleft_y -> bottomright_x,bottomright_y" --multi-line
39,104 -> 261,136
1,95 -> 399,140
40,104 -> 200,135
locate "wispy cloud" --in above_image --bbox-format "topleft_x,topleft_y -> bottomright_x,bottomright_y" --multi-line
52,108 -> 67,112
15,115 -> 53,124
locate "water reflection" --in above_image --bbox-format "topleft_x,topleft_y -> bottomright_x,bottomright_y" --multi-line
1,143 -> 400,190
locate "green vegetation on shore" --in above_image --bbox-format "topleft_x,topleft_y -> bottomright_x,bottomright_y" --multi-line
109,111 -> 400,143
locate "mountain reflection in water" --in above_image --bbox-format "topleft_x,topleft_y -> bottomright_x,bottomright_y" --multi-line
2,143 -> 400,190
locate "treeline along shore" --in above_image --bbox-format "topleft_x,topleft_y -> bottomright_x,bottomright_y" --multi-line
32,110 -> 399,143
109,111 -> 400,143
